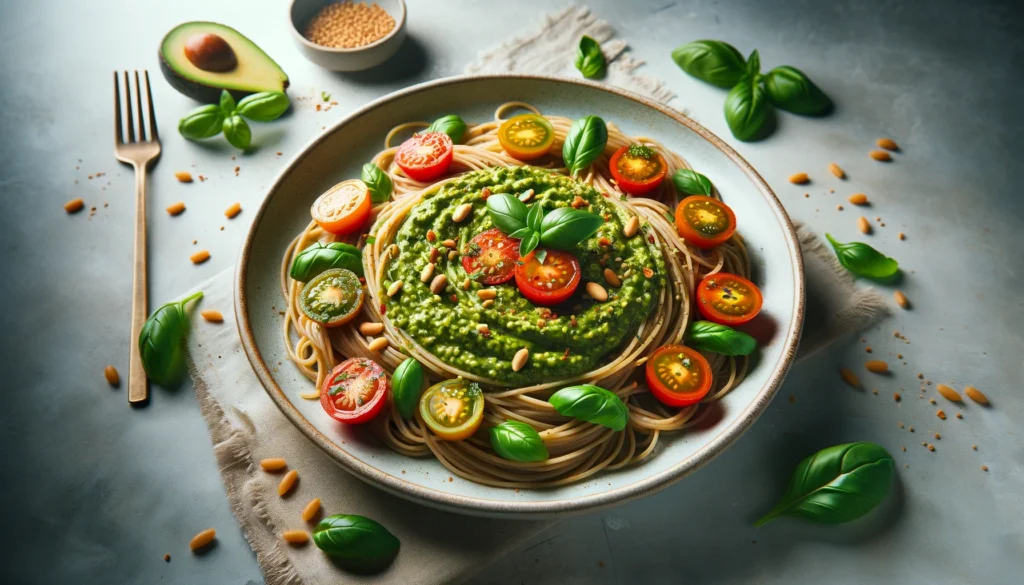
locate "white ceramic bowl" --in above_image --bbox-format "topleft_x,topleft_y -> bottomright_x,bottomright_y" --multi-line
288,0 -> 406,71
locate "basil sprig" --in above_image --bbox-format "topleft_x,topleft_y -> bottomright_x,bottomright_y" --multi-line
562,116 -> 608,176
290,242 -> 363,282
425,114 -> 467,143
686,321 -> 756,356
485,194 -> 602,257
361,162 -> 393,203
490,421 -> 549,462
179,90 -> 290,151
391,358 -> 424,419
575,35 -> 605,79
671,40 -> 830,141
138,291 -> 203,388
313,514 -> 400,574
548,385 -> 628,431
671,169 -> 714,196
825,234 -> 899,279
756,442 -> 894,526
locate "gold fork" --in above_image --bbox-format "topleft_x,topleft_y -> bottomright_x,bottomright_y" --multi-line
114,71 -> 161,405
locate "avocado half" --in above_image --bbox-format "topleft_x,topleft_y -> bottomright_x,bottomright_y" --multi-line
159,22 -> 289,103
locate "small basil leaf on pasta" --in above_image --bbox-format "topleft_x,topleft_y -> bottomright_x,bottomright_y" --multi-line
390,358 -> 424,419
290,242 -> 363,282
313,514 -> 400,573
518,230 -> 541,257
670,40 -> 747,89
575,35 -> 605,79
756,442 -> 894,526
490,421 -> 549,462
825,234 -> 899,279
562,115 -> 608,176
138,291 -> 203,388
686,321 -> 756,356
526,203 -> 544,232
671,169 -> 714,196
539,207 -> 603,250
222,115 -> 252,150
178,105 -> 225,140
724,76 -> 768,141
425,114 -> 467,143
764,66 -> 832,116
486,193 -> 529,234
235,91 -> 290,122
548,385 -> 628,431
361,162 -> 393,203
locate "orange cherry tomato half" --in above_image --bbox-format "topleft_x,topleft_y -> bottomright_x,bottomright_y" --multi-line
311,179 -> 372,235
645,345 -> 714,407
497,114 -> 555,160
418,378 -> 485,441
514,249 -> 582,306
696,273 -> 763,325
320,357 -> 389,424
608,144 -> 668,195
674,195 -> 737,248
461,228 -> 519,285
395,131 -> 454,182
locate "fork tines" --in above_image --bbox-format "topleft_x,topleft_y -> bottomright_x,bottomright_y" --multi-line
114,70 -> 159,144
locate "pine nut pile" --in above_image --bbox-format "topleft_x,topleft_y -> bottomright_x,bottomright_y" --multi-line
304,2 -> 396,49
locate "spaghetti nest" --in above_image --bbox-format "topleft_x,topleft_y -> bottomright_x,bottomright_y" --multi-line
281,102 -> 751,488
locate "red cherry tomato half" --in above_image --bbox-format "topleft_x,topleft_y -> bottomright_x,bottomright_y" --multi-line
461,228 -> 519,285
319,358 -> 389,424
514,249 -> 581,306
608,144 -> 668,196
674,195 -> 737,248
645,344 -> 714,407
394,132 -> 454,182
696,273 -> 763,325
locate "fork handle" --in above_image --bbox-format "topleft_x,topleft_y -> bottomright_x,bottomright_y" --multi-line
128,163 -> 149,405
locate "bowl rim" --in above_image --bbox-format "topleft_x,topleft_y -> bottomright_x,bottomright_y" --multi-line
235,74 -> 805,518
288,0 -> 407,54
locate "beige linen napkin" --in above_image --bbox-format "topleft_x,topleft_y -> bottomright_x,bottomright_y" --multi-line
185,6 -> 887,585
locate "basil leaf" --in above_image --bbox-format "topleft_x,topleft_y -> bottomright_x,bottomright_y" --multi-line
391,358 -> 424,419
178,105 -> 225,140
755,442 -> 894,526
218,89 -> 236,115
138,291 -> 203,388
539,207 -> 603,250
764,65 -> 832,116
425,114 -> 467,143
526,203 -> 544,232
670,40 -> 747,89
724,76 -> 768,141
686,321 -> 756,356
508,227 -> 534,240
548,384 -> 628,431
222,115 -> 252,150
313,514 -> 400,573
825,234 -> 899,279
518,230 -> 540,257
235,91 -> 290,122
290,242 -> 363,281
671,169 -> 714,196
562,115 -> 608,177
361,163 -> 393,204
575,35 -> 605,79
534,249 -> 548,265
486,193 -> 529,234
746,49 -> 761,78
490,420 -> 549,462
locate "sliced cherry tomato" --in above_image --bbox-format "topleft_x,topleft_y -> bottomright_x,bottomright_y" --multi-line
419,378 -> 485,441
394,132 -> 454,182
674,195 -> 737,248
696,273 -> 763,325
514,249 -> 581,306
311,179 -> 372,235
645,345 -> 714,407
461,228 -> 519,285
608,144 -> 668,196
497,114 -> 555,160
320,357 -> 389,424
300,268 -> 364,327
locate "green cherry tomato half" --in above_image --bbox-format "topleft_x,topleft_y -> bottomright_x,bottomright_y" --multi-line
299,268 -> 364,327
418,378 -> 485,441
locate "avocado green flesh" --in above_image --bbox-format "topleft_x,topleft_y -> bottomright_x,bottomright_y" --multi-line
159,21 -> 288,102
381,166 -> 666,386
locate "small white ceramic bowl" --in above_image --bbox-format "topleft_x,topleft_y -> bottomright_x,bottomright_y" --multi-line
289,0 -> 407,71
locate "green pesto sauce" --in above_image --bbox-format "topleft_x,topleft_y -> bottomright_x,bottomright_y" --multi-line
380,166 -> 665,385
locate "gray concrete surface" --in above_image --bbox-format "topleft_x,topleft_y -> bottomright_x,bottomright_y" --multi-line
1,0 -> 1022,583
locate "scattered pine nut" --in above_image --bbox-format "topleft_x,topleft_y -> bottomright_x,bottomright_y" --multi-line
936,384 -> 962,402
857,216 -> 871,234
104,365 -> 120,386
190,250 -> 211,264
936,409 -> 947,420
965,386 -> 989,405
462,278 -> 471,290
865,360 -> 889,373
518,189 -> 534,203
869,150 -> 892,162
927,444 -> 935,452
477,289 -> 497,300
65,198 -> 85,213
387,280 -> 403,297
481,299 -> 494,308
603,268 -> 621,288
829,163 -> 846,179
278,469 -> 299,496
224,202 -> 242,218
301,498 -> 322,522
839,368 -> 861,388
189,528 -> 217,551
429,274 -> 448,294
876,138 -> 899,151
260,458 -> 287,472
894,290 -> 910,309
898,232 -> 906,240
200,310 -> 223,323
368,337 -> 390,352
447,250 -> 457,261
442,239 -> 457,249
512,348 -> 529,372
452,203 -> 473,223
358,322 -> 384,336
788,172 -> 809,184
848,193 -> 868,205
420,263 -> 435,283
586,282 -> 609,302
175,171 -> 194,183
282,530 -> 310,545
623,216 -> 640,238
166,201 -> 186,216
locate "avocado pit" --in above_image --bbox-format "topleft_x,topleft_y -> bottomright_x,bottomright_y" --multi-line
184,33 -> 237,72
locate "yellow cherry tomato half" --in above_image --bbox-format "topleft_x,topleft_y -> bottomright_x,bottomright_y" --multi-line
419,378 -> 485,441
497,114 -> 555,160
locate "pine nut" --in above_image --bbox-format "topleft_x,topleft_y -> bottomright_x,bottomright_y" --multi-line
894,290 -> 910,309
278,469 -> 299,496
452,203 -> 473,223
848,193 -> 868,205
477,289 -> 497,300
201,310 -> 223,323
603,268 -> 621,288
829,163 -> 846,179
175,171 -> 194,183
387,280 -> 403,297
936,384 -> 962,402
260,458 -> 287,472
189,528 -> 217,551
623,216 -> 640,238
64,198 -> 85,213
512,348 -> 529,372
358,322 -> 384,336
166,201 -> 186,216
476,323 -> 489,333
788,172 -> 809,184
104,365 -> 120,386
190,250 -> 211,264
282,530 -> 309,545
876,138 -> 899,151
865,360 -> 889,373
420,263 -> 435,282
301,498 -> 322,522
368,337 -> 390,352
442,239 -> 457,249
482,299 -> 494,308
462,278 -> 471,290
518,189 -> 534,202
586,282 -> 608,302
430,274 -> 448,294
869,150 -> 892,162
936,410 -> 947,420
224,202 -> 242,218
448,250 -> 458,261
857,216 -> 871,234
964,386 -> 989,405
840,368 -> 861,388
